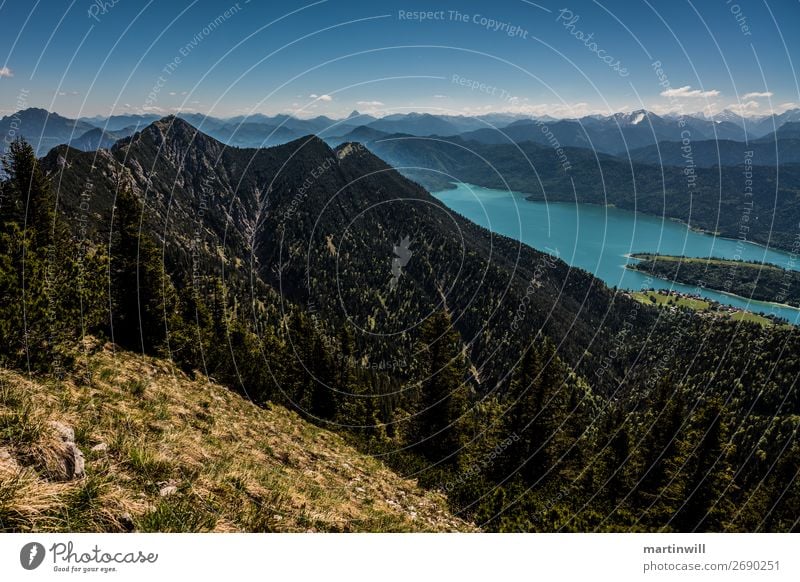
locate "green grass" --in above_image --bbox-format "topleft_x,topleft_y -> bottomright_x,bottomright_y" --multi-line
0,403 -> 45,448
729,310 -> 773,326
632,291 -> 779,327
632,291 -> 710,311
126,444 -> 173,482
136,494 -> 217,533
122,378 -> 148,397
0,347 -> 475,533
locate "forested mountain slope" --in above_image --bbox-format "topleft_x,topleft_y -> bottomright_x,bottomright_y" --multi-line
0,118 -> 796,532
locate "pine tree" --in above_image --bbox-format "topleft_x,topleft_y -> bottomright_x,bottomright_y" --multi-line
335,327 -> 381,434
0,138 -> 82,372
309,333 -> 337,420
503,337 -> 570,485
409,310 -> 469,464
284,310 -> 314,411
632,378 -> 687,528
169,277 -> 212,373
109,189 -> 169,353
671,397 -> 735,531
2,139 -> 51,234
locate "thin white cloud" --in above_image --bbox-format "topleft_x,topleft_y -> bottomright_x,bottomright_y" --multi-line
727,100 -> 760,114
742,91 -> 773,99
660,85 -> 720,98
139,102 -> 206,115
675,100 -> 797,118
316,94 -> 332,102
356,100 -> 383,107
456,101 -> 596,119
0,66 -> 13,78
433,94 -> 447,99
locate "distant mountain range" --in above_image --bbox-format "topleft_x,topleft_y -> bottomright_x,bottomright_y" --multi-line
455,110 -> 751,153
704,108 -> 800,136
67,127 -> 139,151
6,106 -> 800,159
0,108 -> 97,156
6,106 -> 800,252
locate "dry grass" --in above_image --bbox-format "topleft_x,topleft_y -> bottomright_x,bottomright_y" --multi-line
0,342 -> 475,532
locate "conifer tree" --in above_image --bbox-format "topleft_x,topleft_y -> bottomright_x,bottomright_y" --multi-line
410,310 -> 469,464
309,333 -> 337,420
503,338 -> 570,485
109,189 -> 169,353
0,138 -> 81,372
334,327 -> 379,433
671,397 -> 735,531
632,378 -> 687,527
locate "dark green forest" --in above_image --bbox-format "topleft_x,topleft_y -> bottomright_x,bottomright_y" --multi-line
354,135 -> 800,252
629,254 -> 800,308
1,123 -> 798,532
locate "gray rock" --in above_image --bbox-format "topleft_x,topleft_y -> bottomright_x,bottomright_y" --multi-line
159,484 -> 178,497
49,421 -> 75,443
47,421 -> 85,480
71,447 -> 86,479
91,442 -> 108,453
0,447 -> 19,473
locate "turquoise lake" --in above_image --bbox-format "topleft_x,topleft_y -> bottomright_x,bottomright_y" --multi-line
433,183 -> 800,324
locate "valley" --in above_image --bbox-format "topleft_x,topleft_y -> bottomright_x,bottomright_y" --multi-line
2,0 -> 799,567
2,115 -> 799,533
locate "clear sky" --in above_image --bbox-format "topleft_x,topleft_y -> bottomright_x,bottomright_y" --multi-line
1,0 -> 799,119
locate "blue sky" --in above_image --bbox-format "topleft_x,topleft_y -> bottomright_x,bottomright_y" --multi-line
0,0 -> 798,119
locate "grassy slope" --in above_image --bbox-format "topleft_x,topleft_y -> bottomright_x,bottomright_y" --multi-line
631,290 -> 711,311
0,341 -> 474,533
631,291 -> 775,327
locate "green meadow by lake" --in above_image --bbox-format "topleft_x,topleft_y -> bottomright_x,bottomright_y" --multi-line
433,183 -> 800,324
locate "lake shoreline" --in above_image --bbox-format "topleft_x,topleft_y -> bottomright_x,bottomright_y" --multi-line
454,182 -> 791,252
433,182 -> 800,323
622,263 -> 800,313
439,182 -> 784,252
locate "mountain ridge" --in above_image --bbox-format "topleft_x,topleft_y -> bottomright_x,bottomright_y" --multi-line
43,115 -> 649,393
9,106 -> 800,158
